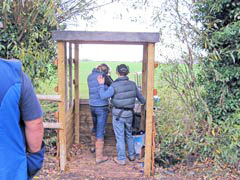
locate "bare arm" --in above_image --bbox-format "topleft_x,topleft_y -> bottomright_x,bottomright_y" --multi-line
24,118 -> 44,153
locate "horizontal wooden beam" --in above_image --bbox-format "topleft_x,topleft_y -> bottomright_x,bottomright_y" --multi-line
79,99 -> 89,105
52,31 -> 160,44
37,94 -> 62,102
43,122 -> 62,129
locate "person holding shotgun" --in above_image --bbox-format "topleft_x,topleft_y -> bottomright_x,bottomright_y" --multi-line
87,63 -> 113,164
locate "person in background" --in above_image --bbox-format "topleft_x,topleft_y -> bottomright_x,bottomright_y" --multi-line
0,59 -> 44,180
87,63 -> 112,164
97,64 -> 146,165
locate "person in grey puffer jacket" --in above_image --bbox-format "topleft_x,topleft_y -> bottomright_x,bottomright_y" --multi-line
97,64 -> 146,165
87,64 -> 111,164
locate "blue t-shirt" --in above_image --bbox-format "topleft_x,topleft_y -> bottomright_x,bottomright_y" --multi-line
20,72 -> 42,121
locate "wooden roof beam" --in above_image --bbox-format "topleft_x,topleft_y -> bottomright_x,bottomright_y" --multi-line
52,31 -> 160,44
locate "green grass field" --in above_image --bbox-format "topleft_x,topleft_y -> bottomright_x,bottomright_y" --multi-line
38,61 -> 161,98
78,61 -> 143,98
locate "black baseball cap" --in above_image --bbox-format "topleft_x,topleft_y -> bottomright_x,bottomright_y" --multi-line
116,64 -> 129,75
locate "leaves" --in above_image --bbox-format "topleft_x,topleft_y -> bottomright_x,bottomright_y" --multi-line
195,0 -> 240,166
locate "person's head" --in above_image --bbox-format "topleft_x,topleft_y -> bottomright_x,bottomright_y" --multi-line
97,63 -> 110,75
116,64 -> 129,76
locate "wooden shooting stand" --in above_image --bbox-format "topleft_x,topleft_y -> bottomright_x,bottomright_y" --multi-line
38,31 -> 159,177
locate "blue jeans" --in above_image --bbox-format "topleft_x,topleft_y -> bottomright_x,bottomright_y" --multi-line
90,106 -> 109,139
112,115 -> 135,161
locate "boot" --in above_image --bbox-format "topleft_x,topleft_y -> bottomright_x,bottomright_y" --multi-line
114,157 -> 126,165
95,139 -> 108,164
90,135 -> 96,153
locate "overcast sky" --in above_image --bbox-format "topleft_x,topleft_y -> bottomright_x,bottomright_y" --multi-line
66,1 -> 161,62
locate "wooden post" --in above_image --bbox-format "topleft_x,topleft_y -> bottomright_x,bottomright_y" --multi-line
144,43 -> 155,177
142,44 -> 148,97
151,115 -> 156,176
69,43 -> 73,107
64,43 -> 68,110
74,43 -> 80,144
57,41 -> 67,171
140,44 -> 148,131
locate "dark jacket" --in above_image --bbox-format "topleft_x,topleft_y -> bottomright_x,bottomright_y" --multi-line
111,76 -> 146,117
87,68 -> 109,106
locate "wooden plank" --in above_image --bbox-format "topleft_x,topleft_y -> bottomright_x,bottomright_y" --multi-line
37,94 -> 61,102
57,41 -> 67,171
64,42 -> 68,110
73,41 -> 148,45
142,45 -> 148,97
79,130 -> 93,135
65,107 -> 74,151
79,99 -> 89,105
66,123 -> 74,139
74,43 -> 80,144
66,123 -> 74,135
66,133 -> 74,151
66,116 -> 74,127
144,43 -> 155,177
151,116 -> 156,176
66,119 -> 74,132
69,42 -> 73,108
43,122 -> 62,129
66,107 -> 74,121
52,31 -> 160,43
66,114 -> 73,123
140,45 -> 148,131
66,110 -> 74,151
67,137 -> 74,151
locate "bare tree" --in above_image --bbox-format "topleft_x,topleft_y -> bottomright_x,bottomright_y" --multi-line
57,0 -> 119,23
148,0 -> 213,134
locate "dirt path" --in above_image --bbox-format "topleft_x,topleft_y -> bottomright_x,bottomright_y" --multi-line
36,144 -> 239,180
37,144 -> 155,180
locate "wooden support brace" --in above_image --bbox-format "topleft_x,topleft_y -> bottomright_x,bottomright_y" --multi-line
69,42 -> 73,108
144,43 -> 155,177
74,43 -> 80,144
64,43 -> 68,110
37,94 -> 61,102
57,41 -> 67,171
43,122 -> 62,129
140,44 -> 148,131
151,115 -> 156,176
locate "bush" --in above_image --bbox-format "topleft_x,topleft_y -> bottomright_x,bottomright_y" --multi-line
154,0 -> 240,168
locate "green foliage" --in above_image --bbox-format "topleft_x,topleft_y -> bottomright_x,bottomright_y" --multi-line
152,0 -> 239,168
155,84 -> 187,167
195,0 -> 240,165
0,0 -> 117,86
0,0 -> 57,86
196,0 -> 240,123
155,64 -> 208,167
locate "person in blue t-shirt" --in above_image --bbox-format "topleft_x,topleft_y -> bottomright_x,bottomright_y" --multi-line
0,58 -> 44,180
87,64 -> 113,164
